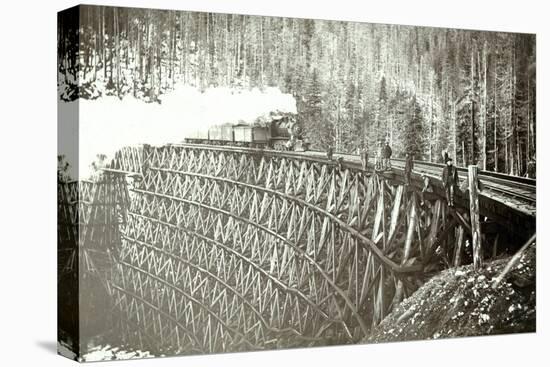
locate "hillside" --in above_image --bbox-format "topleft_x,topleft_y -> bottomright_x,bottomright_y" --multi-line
366,244 -> 535,343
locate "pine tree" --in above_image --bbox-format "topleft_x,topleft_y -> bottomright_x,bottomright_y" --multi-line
58,8 -> 535,173
302,69 -> 331,149
401,95 -> 426,159
375,76 -> 389,143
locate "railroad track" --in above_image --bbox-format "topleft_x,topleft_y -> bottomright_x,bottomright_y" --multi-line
390,158 -> 536,205
173,143 -> 536,207
293,149 -> 536,206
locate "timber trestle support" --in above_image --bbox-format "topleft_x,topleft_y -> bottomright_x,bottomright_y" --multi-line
58,144 -> 526,355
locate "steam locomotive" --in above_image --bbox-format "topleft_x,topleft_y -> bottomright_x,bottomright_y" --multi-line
184,114 -> 309,151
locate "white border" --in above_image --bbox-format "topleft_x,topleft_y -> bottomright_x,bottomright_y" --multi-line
0,1 -> 545,366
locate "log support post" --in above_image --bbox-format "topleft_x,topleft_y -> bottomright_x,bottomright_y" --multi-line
392,193 -> 417,308
453,226 -> 464,267
468,165 -> 482,269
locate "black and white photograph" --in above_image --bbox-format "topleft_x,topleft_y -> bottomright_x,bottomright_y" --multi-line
57,3 -> 536,362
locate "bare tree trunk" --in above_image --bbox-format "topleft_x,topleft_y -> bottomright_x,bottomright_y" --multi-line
527,76 -> 531,161
429,78 -> 433,162
462,140 -> 466,167
114,7 -> 120,97
157,27 -> 161,97
470,47 -> 475,165
508,60 -> 514,174
183,13 -> 189,84
167,12 -> 173,86
453,90 -> 457,163
126,10 -> 130,71
242,18 -> 247,83
102,7 -> 106,79
93,7 -> 98,81
260,18 -> 264,86
494,58 -> 498,172
225,15 -> 230,85
179,13 -> 183,79
514,63 -> 521,175
481,41 -> 488,170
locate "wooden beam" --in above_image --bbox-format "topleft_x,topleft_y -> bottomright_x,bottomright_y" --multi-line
451,208 -> 471,234
372,181 -> 384,243
393,193 -> 418,307
402,194 -> 417,263
388,185 -> 404,241
424,222 -> 455,267
381,178 -> 387,251
468,165 -> 482,269
492,233 -> 536,289
453,226 -> 465,267
426,200 -> 442,257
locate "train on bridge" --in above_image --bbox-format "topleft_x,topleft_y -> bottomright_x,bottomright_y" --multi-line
185,114 -> 310,151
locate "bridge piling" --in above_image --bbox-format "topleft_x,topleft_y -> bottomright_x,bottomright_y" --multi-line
468,165 -> 482,269
453,226 -> 465,267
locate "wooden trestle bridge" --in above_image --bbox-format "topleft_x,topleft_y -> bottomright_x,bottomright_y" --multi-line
58,143 -> 536,356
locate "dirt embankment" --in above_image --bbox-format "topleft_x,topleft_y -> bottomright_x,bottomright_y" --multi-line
366,245 -> 536,343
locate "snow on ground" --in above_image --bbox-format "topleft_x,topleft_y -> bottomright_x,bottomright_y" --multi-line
365,244 -> 536,343
82,344 -> 155,362
58,85 -> 297,180
57,340 -> 77,361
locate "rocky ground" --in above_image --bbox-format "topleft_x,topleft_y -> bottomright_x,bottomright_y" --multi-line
365,244 -> 536,343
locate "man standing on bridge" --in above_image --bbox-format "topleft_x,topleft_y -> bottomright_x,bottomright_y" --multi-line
375,141 -> 383,170
360,145 -> 368,171
442,157 -> 459,207
337,156 -> 345,171
383,140 -> 392,170
326,145 -> 334,161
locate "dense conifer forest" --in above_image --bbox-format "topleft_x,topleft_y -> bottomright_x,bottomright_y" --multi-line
58,5 -> 536,175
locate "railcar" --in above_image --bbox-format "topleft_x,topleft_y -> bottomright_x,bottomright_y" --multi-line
184,115 -> 309,151
233,124 -> 270,148
185,129 -> 209,144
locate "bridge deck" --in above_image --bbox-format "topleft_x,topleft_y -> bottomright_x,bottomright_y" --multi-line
174,143 -> 536,219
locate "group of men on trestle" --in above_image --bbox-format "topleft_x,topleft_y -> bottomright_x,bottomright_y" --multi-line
325,141 -> 459,207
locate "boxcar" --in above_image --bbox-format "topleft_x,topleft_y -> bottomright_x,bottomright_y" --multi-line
185,129 -> 209,143
209,123 -> 234,143
234,125 -> 270,147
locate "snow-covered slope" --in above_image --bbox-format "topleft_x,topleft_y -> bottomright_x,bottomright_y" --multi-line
365,245 -> 536,343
